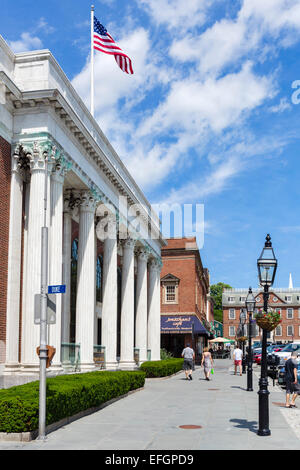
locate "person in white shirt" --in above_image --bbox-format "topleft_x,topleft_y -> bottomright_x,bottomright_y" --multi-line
233,345 -> 243,376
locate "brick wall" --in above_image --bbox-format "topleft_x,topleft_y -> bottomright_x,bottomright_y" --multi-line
161,254 -> 196,313
0,136 -> 11,363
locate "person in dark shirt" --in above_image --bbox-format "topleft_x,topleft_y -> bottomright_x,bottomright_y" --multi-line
285,351 -> 300,408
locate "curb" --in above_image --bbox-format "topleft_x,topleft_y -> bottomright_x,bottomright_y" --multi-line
0,386 -> 144,442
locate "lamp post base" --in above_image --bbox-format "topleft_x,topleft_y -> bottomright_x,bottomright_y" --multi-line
257,429 -> 271,437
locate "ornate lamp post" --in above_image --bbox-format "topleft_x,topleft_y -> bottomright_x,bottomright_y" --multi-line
257,234 -> 277,437
245,287 -> 256,392
239,310 -> 247,373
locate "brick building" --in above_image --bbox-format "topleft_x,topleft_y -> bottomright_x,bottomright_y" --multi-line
160,237 -> 214,361
223,286 -> 300,344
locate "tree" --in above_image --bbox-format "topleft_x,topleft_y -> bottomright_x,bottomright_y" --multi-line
210,282 -> 232,324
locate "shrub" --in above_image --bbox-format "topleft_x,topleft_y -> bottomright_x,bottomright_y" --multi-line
160,348 -> 174,360
140,358 -> 184,378
0,370 -> 145,433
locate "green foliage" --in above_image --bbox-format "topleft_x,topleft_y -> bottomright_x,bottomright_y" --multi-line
160,348 -> 174,360
210,282 -> 232,323
0,371 -> 145,433
214,309 -> 223,323
140,359 -> 184,378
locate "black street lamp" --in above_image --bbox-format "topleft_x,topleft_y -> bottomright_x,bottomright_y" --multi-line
257,234 -> 277,437
245,287 -> 256,392
239,309 -> 247,373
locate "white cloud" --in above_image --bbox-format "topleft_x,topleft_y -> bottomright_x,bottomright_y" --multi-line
9,32 -> 43,53
269,97 -> 292,113
138,62 -> 274,137
169,0 -> 300,77
138,0 -> 212,30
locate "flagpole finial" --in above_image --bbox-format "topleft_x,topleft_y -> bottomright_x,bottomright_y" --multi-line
91,5 -> 94,11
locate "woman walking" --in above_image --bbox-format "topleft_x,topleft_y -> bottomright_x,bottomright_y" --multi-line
201,347 -> 214,381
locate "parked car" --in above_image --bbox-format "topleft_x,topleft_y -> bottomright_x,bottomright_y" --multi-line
274,342 -> 300,367
255,353 -> 262,365
278,362 -> 300,387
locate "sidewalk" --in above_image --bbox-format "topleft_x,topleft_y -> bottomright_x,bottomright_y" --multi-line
0,359 -> 300,450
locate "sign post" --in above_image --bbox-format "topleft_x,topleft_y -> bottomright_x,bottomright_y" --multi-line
38,156 -> 48,440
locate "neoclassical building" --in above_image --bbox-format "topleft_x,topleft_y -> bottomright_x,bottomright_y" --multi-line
0,35 -> 165,375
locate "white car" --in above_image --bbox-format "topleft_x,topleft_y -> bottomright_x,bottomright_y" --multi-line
274,342 -> 300,367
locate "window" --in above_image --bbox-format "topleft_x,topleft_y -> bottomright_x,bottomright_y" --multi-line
287,308 -> 294,319
240,297 -> 246,302
287,325 -> 294,336
228,297 -> 235,303
163,283 -> 178,304
229,326 -> 235,337
96,255 -> 103,303
229,309 -> 235,320
166,285 -> 176,302
285,296 -> 292,303
275,325 -> 282,336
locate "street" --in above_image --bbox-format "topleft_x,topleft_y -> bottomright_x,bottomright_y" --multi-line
0,359 -> 299,450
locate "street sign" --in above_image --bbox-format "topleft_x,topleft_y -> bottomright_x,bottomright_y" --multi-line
34,294 -> 56,324
48,284 -> 66,294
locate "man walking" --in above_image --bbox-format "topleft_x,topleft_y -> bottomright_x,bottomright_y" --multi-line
181,343 -> 195,381
285,351 -> 299,408
233,344 -> 243,376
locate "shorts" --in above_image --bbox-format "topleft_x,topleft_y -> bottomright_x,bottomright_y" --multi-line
235,360 -> 242,366
183,359 -> 193,370
286,380 -> 300,394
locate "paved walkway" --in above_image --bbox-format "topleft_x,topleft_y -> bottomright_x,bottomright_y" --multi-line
1,359 -> 300,450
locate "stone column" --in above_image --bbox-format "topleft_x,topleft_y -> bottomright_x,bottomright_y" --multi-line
75,191 -> 96,370
101,214 -> 118,370
61,194 -> 73,343
120,238 -> 136,369
21,142 -> 54,370
135,248 -> 149,364
48,163 -> 65,368
148,258 -> 161,361
5,147 -> 24,371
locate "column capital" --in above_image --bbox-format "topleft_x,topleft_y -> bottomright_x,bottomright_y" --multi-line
63,189 -> 81,214
122,237 -> 136,251
149,257 -> 162,272
78,190 -> 97,213
137,248 -> 150,262
28,141 -> 56,173
11,144 -> 31,180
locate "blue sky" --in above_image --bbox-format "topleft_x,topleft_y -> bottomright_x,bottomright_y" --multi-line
1,0 -> 300,289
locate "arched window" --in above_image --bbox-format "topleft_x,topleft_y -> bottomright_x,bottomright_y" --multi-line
96,255 -> 103,302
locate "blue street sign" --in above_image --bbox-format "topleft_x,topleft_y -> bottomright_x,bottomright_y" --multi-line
48,285 -> 66,294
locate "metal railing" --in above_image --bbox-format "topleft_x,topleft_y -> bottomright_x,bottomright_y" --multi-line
93,345 -> 106,369
61,342 -> 80,372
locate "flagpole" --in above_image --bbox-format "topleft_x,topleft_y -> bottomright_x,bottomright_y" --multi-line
90,5 -> 94,117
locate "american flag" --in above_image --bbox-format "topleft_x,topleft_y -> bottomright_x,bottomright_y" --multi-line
93,16 -> 134,75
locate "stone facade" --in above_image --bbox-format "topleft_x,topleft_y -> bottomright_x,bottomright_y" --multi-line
0,35 -> 165,374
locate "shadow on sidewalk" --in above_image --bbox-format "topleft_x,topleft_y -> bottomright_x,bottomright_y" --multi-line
231,385 -> 247,391
230,418 -> 258,434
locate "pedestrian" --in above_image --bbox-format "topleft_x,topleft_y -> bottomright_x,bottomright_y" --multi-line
233,344 -> 243,376
201,347 -> 214,381
181,343 -> 195,381
285,351 -> 300,408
